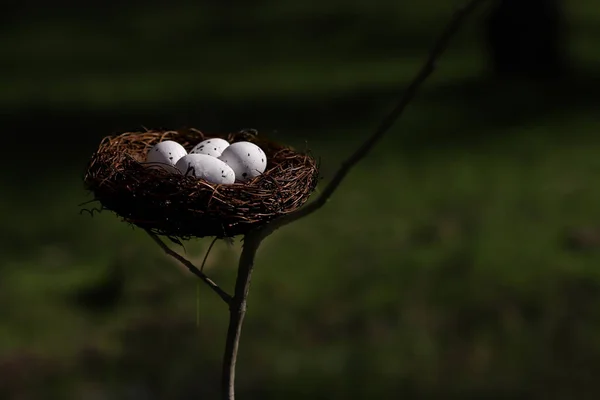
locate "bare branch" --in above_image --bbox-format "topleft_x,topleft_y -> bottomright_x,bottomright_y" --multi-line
147,3 -> 489,400
262,0 -> 488,237
147,230 -> 233,305
221,230 -> 262,400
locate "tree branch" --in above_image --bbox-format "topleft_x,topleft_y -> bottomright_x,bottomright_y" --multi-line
146,3 -> 488,400
221,230 -> 262,400
146,230 -> 233,305
262,0 -> 488,237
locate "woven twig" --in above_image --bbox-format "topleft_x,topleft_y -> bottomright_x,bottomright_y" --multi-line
83,128 -> 319,239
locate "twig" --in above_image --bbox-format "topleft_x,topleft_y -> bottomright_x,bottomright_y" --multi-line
146,230 -> 233,304
201,237 -> 219,272
262,0 -> 488,237
221,230 -> 262,400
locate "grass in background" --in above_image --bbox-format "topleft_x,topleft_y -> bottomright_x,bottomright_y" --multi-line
3,100 -> 600,398
2,0 -> 600,398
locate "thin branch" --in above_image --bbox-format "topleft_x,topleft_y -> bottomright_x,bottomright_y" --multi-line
146,230 -> 233,305
221,230 -> 262,400
201,237 -> 219,272
262,0 -> 488,237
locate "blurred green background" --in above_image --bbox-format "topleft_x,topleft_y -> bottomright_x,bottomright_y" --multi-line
2,0 -> 600,399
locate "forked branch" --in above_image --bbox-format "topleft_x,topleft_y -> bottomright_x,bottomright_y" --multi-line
147,230 -> 233,304
147,2 -> 488,400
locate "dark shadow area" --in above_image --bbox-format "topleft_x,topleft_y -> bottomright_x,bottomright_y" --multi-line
485,0 -> 567,79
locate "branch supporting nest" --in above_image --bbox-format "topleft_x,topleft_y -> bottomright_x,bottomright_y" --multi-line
217,2 -> 490,400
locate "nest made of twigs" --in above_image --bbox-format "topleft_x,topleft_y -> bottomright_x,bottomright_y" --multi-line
83,128 -> 319,239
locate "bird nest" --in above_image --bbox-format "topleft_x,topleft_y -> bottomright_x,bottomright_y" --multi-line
83,128 -> 319,239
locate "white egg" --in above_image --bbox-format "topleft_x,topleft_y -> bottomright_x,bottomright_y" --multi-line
175,154 -> 235,184
218,141 -> 267,182
189,138 -> 230,157
146,140 -> 187,172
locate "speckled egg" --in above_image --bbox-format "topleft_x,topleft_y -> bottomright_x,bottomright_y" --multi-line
218,141 -> 267,182
146,140 -> 187,172
189,138 -> 230,157
175,154 -> 235,184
